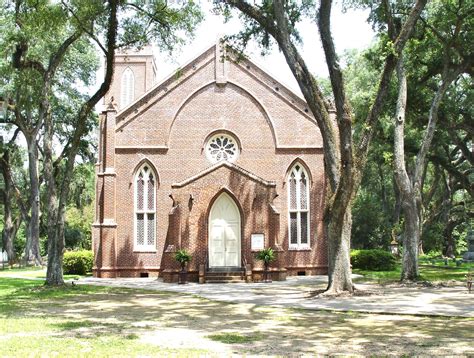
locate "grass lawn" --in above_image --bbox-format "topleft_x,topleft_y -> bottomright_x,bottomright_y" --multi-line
1,277 -> 473,357
0,266 -> 86,280
353,262 -> 473,285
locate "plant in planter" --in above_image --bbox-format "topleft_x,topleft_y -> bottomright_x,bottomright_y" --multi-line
174,249 -> 192,284
255,247 -> 276,282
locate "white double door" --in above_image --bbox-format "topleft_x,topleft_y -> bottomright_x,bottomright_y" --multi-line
209,193 -> 241,268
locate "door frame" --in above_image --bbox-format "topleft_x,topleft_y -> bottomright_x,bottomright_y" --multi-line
208,191 -> 242,268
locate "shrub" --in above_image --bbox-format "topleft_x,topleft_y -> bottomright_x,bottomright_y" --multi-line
419,250 -> 443,260
63,250 -> 93,275
174,249 -> 192,270
255,248 -> 276,266
351,249 -> 396,271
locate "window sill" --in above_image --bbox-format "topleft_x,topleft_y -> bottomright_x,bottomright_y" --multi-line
288,247 -> 311,251
133,249 -> 157,253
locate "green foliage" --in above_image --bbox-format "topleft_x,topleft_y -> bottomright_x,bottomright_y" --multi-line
351,249 -> 396,271
0,0 -> 204,285
62,250 -> 93,275
346,1 -> 473,255
255,247 -> 276,265
421,222 -> 445,253
352,190 -> 391,249
65,203 -> 94,250
174,249 -> 192,265
63,163 -> 95,251
419,250 -> 443,260
13,223 -> 26,259
214,1 -> 315,56
454,229 -> 468,256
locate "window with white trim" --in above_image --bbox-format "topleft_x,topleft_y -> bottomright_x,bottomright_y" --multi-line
134,164 -> 156,251
120,67 -> 134,108
288,163 -> 310,249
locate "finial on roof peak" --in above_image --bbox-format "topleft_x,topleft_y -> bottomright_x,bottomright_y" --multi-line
215,35 -> 227,86
106,96 -> 118,111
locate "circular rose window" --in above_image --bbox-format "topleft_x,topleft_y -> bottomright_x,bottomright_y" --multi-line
205,133 -> 240,164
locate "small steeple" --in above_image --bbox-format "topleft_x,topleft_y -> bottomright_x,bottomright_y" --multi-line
104,46 -> 157,110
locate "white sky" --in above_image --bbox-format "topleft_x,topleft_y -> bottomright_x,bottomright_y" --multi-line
154,1 -> 375,94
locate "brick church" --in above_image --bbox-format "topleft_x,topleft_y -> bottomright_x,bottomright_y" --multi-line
93,41 -> 329,282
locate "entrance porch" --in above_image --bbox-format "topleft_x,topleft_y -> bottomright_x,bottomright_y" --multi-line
159,161 -> 286,283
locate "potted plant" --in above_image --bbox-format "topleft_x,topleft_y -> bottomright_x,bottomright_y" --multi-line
256,247 -> 276,283
174,249 -> 192,284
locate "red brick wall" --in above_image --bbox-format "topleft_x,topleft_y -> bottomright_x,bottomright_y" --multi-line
93,44 -> 328,279
104,47 -> 156,111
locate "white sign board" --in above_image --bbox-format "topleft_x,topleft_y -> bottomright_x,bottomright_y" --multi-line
251,234 -> 265,250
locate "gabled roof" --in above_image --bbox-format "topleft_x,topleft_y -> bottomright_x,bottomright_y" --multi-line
114,40 -> 316,127
171,161 -> 276,189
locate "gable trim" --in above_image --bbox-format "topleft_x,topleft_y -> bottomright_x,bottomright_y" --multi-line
115,45 -> 215,130
234,59 -> 316,122
114,42 -> 322,137
171,161 -> 276,189
166,80 -> 278,148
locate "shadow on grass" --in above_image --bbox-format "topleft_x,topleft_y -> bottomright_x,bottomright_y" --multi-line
207,332 -> 263,344
1,277 -> 473,356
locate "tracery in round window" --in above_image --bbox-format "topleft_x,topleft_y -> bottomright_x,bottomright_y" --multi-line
205,133 -> 240,164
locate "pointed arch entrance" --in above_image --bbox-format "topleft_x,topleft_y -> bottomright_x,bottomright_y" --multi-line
208,192 -> 241,268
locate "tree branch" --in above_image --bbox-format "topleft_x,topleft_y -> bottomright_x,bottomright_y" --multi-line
225,0 -> 340,191
413,61 -> 469,187
357,0 -> 427,162
57,0 -> 119,213
61,0 -> 108,55
318,0 -> 354,201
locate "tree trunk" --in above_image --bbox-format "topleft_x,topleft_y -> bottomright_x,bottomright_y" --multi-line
401,196 -> 420,280
0,149 -> 22,266
325,204 -> 354,293
43,105 -> 65,285
393,57 -> 420,281
2,183 -> 21,266
24,138 -> 42,266
443,219 -> 457,258
440,173 -> 455,257
377,163 -> 390,220
2,220 -> 19,267
1,196 -> 20,267
392,178 -> 402,226
46,220 -> 65,285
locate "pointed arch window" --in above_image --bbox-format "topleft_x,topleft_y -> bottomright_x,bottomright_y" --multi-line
121,67 -> 135,108
288,163 -> 310,249
134,164 -> 156,251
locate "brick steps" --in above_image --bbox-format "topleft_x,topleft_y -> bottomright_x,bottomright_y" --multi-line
205,270 -> 245,283
206,279 -> 245,283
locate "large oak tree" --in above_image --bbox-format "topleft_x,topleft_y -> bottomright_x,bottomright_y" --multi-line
0,0 -> 202,285
392,0 -> 472,280
216,0 -> 426,293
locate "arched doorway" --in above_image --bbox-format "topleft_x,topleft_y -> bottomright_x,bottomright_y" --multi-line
208,192 -> 241,268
